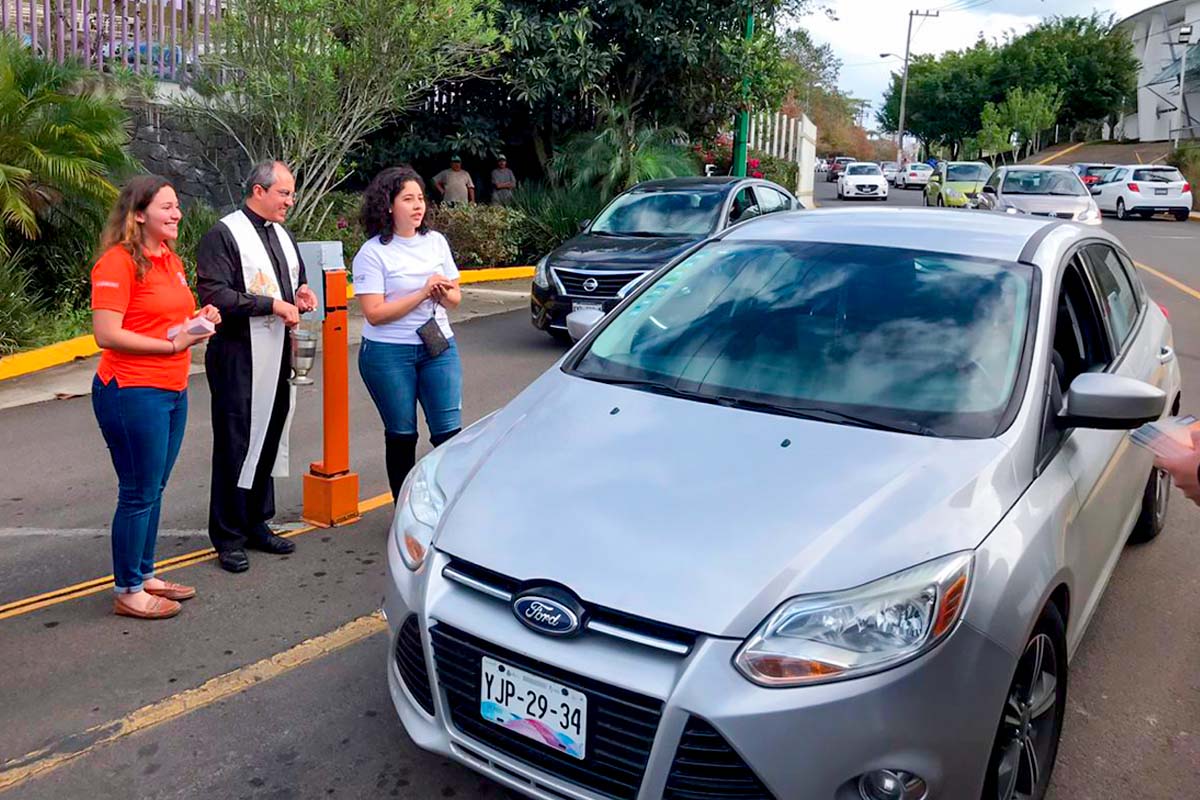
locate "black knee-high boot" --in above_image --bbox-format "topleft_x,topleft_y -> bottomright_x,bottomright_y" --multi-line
385,433 -> 419,502
430,428 -> 461,448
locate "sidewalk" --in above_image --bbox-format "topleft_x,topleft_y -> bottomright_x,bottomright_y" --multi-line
0,279 -> 532,412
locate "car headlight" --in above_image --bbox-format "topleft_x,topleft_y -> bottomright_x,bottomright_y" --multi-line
534,255 -> 552,289
1078,204 -> 1101,223
734,551 -> 973,687
391,448 -> 447,571
945,188 -> 964,200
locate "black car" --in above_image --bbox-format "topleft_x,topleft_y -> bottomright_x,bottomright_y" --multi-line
530,177 -> 800,341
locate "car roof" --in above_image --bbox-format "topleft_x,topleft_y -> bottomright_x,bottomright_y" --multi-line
999,165 -> 1074,172
1118,163 -> 1182,170
631,177 -> 742,191
846,161 -> 880,166
946,161 -> 989,166
1072,162 -> 1115,167
720,207 -> 1067,263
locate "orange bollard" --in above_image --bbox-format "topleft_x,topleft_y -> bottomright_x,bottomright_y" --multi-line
302,269 -> 361,527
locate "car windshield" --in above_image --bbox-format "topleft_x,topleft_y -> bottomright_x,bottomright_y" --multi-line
571,241 -> 1034,438
1084,166 -> 1112,178
946,164 -> 990,182
847,165 -> 881,176
589,190 -> 724,237
882,162 -> 899,170
1001,170 -> 1087,196
909,164 -> 932,173
1133,168 -> 1185,183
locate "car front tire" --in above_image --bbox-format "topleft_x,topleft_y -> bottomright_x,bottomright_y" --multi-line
1129,466 -> 1170,544
981,601 -> 1068,800
1116,198 -> 1129,220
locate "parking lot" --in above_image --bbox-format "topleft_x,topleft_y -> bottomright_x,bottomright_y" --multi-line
1,180 -> 1199,799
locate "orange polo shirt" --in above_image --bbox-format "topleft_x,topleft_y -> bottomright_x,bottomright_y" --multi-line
91,245 -> 196,391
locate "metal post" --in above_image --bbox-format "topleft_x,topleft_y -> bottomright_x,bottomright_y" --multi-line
732,11 -> 754,178
1177,30 -> 1192,148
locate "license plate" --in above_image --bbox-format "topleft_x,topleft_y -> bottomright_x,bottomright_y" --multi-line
1155,188 -> 1168,196
480,657 -> 588,760
572,301 -> 603,313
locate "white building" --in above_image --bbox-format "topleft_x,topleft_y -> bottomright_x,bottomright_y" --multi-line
1118,0 -> 1200,142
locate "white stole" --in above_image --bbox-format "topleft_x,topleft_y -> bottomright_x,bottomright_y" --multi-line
219,210 -> 301,490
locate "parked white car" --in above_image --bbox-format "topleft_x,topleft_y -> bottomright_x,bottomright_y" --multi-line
1090,164 -> 1193,221
880,161 -> 900,183
838,162 -> 888,200
896,162 -> 934,189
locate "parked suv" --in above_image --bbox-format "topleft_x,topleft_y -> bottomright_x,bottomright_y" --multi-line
530,177 -> 800,341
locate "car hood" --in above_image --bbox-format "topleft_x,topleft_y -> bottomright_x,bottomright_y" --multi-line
845,174 -> 886,184
550,233 -> 701,270
431,371 -> 1024,638
1002,195 -> 1091,215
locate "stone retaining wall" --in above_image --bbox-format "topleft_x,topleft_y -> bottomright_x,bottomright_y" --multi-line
127,102 -> 249,212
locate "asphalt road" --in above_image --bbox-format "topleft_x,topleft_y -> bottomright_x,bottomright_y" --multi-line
2,180 -> 1199,799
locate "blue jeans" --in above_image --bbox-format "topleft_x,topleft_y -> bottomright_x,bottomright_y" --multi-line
358,337 -> 462,437
92,376 -> 188,593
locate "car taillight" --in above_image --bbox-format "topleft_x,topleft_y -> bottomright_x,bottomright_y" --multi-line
910,172 -> 918,177
1127,183 -> 1140,192
1159,302 -> 1170,319
1184,182 -> 1191,193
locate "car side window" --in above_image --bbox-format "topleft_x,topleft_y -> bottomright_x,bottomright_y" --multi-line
986,171 -> 1002,190
728,187 -> 760,225
756,187 -> 790,214
1084,244 -> 1142,349
1041,256 -> 1114,464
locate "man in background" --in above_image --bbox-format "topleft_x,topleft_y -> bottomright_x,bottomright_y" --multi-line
490,155 -> 517,205
434,156 -> 475,205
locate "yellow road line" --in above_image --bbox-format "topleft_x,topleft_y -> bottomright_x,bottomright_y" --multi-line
0,611 -> 387,792
1134,261 -> 1200,303
0,491 -> 393,622
1035,141 -> 1087,165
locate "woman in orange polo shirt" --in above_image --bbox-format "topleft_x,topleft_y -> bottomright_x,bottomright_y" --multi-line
91,175 -> 222,620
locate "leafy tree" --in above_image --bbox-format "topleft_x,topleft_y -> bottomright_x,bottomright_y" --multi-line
0,35 -> 131,257
186,0 -> 500,231
978,101 -> 1013,164
550,101 -> 693,197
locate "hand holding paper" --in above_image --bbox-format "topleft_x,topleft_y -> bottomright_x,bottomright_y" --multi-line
1136,417 -> 1200,507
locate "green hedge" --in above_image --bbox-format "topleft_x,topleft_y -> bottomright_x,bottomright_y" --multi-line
1168,144 -> 1200,211
427,203 -> 529,268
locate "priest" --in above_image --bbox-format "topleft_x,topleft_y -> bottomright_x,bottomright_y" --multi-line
196,161 -> 318,574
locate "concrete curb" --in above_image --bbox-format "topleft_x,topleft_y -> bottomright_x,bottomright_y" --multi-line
0,266 -> 534,383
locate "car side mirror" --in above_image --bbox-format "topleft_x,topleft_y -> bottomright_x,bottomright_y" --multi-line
578,219 -> 591,232
1090,187 -> 1102,195
1057,373 -> 1165,430
982,185 -> 997,195
566,308 -> 605,342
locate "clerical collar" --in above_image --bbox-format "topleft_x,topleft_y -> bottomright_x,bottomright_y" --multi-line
242,205 -> 273,228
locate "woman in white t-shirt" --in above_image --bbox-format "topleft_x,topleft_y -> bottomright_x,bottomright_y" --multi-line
354,167 -> 463,500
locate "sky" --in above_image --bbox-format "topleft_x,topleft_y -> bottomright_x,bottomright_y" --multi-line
800,0 -> 1156,128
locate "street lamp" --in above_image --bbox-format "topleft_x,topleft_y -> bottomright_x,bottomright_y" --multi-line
1177,24 -> 1194,148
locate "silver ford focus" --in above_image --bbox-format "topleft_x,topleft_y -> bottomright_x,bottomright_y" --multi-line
383,209 -> 1180,800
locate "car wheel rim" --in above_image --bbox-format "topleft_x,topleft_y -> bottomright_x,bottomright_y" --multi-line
993,633 -> 1059,800
1117,200 -> 1126,219
1154,467 -> 1171,528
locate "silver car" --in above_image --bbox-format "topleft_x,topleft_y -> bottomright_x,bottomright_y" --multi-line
384,209 -> 1180,800
976,166 -> 1102,226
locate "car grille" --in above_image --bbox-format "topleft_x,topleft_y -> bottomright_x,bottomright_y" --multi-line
395,614 -> 436,715
553,268 -> 646,299
663,716 -> 776,799
854,184 -> 878,193
430,624 -> 664,800
1030,211 -> 1076,219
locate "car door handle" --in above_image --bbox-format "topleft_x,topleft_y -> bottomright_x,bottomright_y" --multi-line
1159,346 -> 1175,364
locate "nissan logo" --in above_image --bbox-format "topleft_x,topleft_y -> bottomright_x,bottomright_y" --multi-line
512,588 -> 584,637
582,277 -> 599,293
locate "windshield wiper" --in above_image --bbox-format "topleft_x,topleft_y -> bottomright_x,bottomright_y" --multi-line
1047,191 -> 1086,196
714,396 -> 939,436
581,375 -> 710,402
619,231 -> 670,238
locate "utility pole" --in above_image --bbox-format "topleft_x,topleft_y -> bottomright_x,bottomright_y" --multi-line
896,9 -> 938,164
1176,24 -> 1194,148
733,11 -> 755,177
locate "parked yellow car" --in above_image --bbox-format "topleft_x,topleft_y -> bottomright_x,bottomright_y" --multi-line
924,162 -> 992,208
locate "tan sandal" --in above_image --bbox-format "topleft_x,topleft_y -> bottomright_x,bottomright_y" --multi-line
145,580 -> 196,601
113,595 -> 181,620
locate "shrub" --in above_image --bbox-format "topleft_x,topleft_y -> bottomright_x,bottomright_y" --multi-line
298,190 -> 367,262
176,200 -> 221,287
428,203 -> 527,268
1168,143 -> 1200,211
0,250 -> 42,354
510,183 -> 607,262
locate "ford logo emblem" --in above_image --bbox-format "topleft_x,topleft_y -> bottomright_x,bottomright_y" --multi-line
582,277 -> 599,293
512,588 -> 583,637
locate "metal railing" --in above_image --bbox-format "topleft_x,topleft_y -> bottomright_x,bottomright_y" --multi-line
1,0 -> 220,81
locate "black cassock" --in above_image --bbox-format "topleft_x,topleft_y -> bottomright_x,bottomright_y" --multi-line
196,205 -> 307,553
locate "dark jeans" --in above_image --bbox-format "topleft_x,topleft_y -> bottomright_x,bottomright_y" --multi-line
358,337 -> 463,437
92,376 -> 188,593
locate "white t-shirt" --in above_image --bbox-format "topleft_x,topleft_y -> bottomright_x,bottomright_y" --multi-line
352,232 -> 460,345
